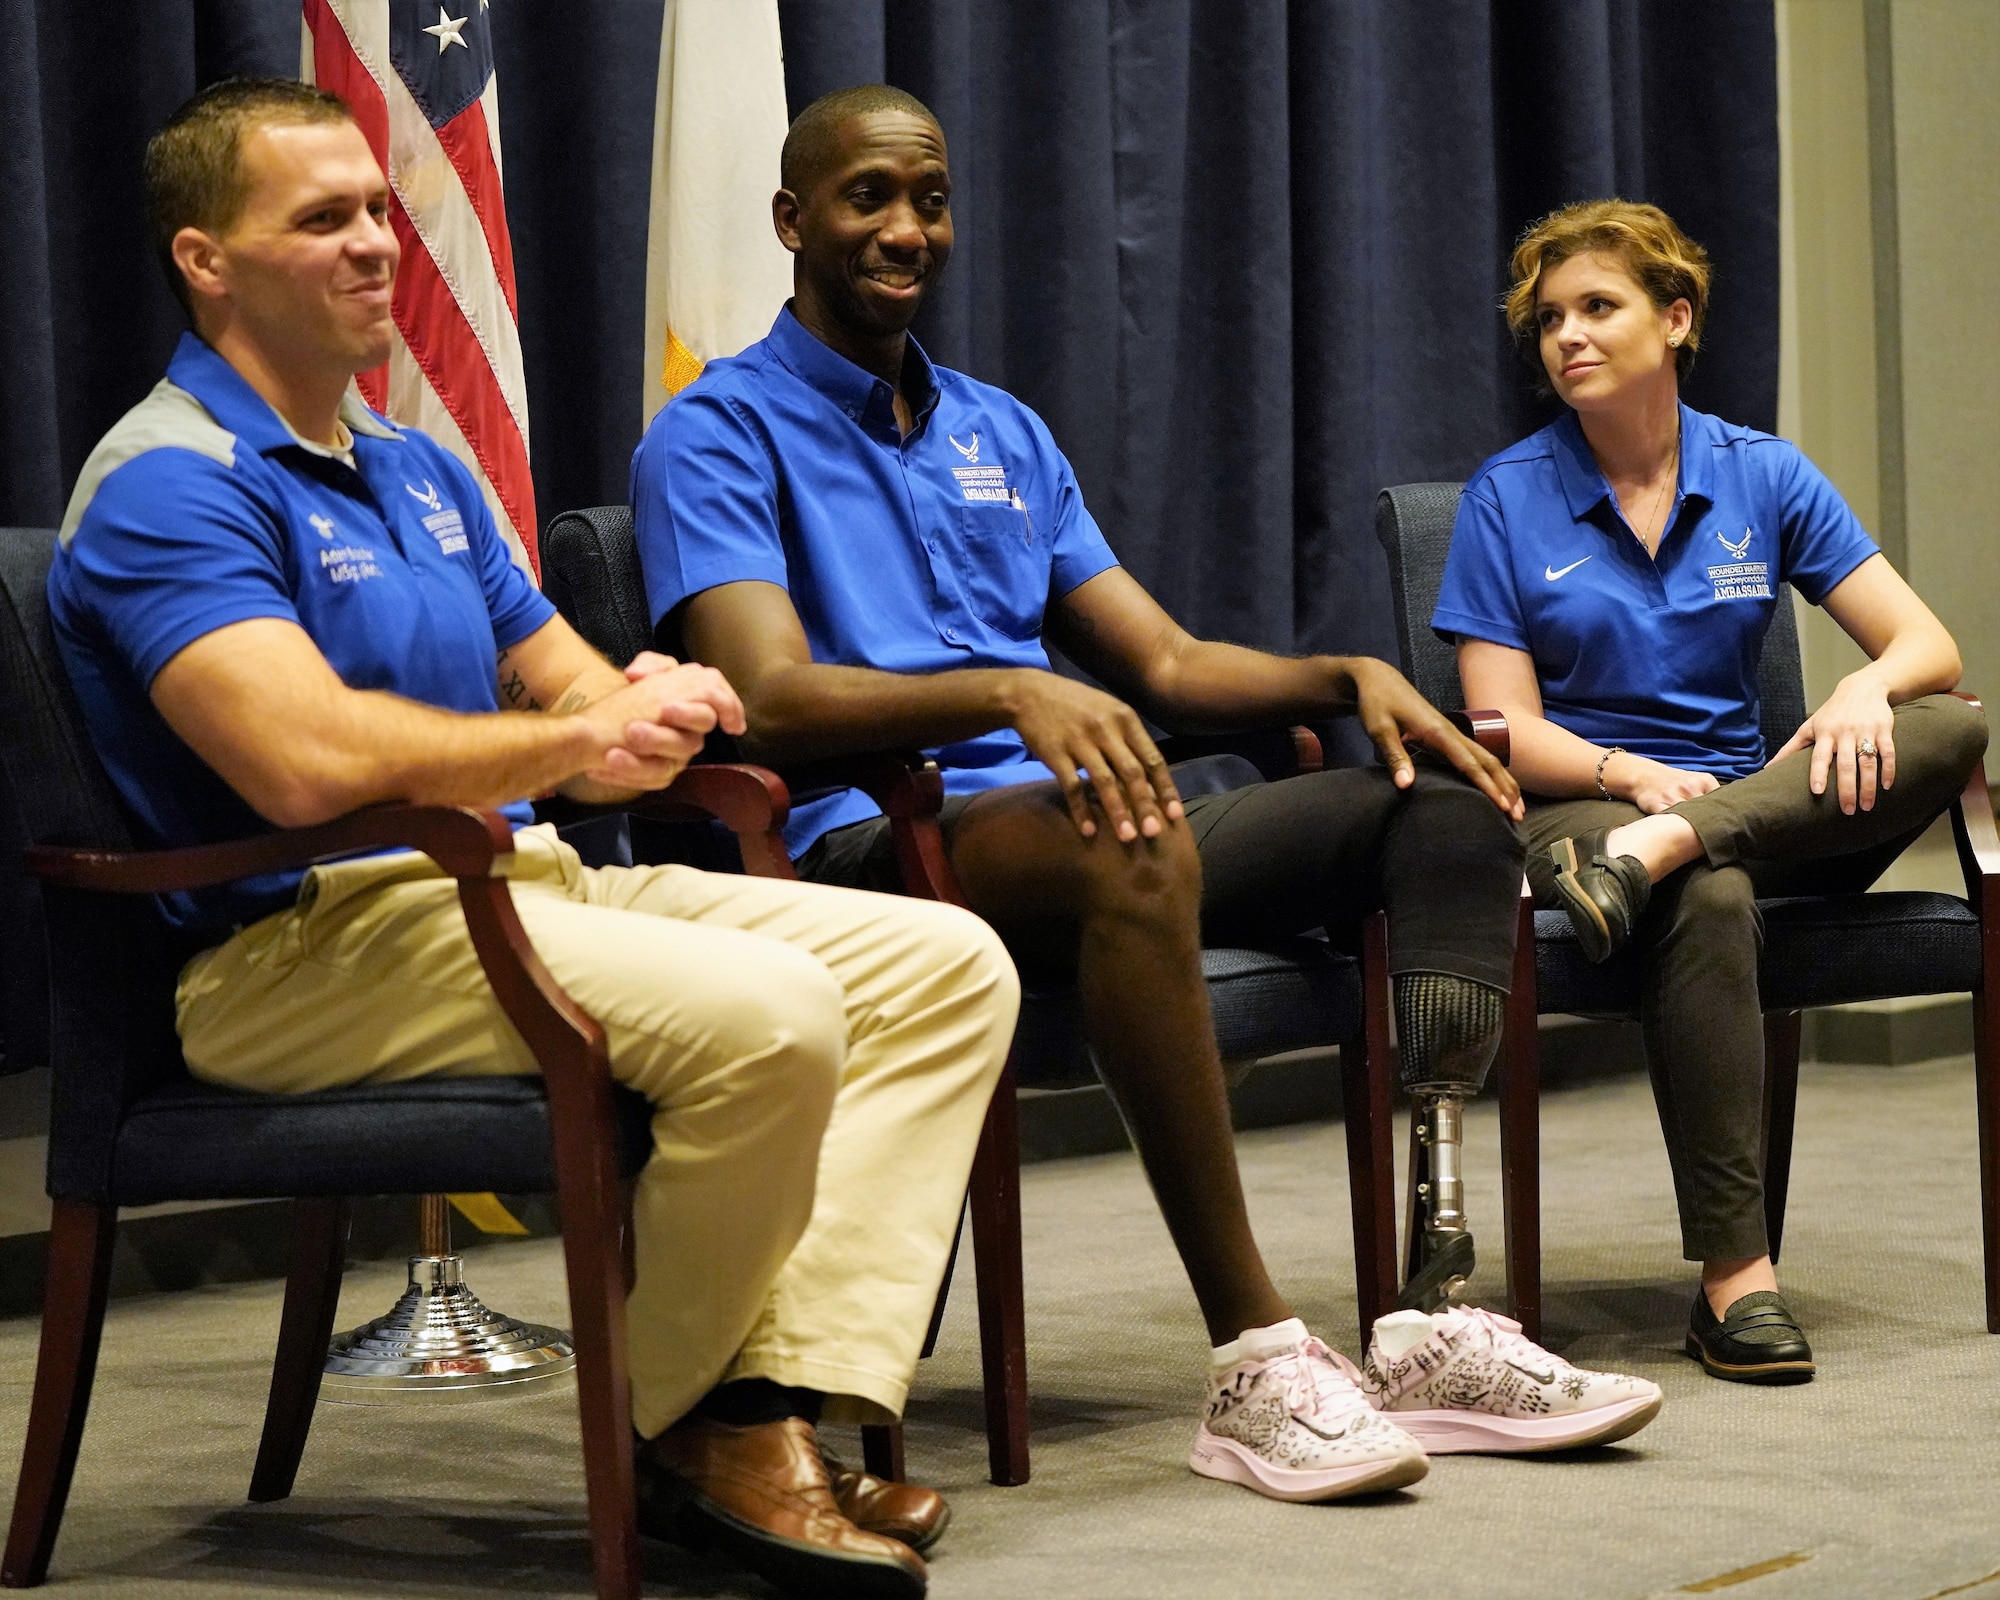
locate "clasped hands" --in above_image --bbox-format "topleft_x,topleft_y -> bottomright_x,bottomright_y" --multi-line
578,650 -> 746,791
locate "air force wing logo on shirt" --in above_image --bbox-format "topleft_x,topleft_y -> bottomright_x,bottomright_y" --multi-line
308,512 -> 339,541
407,480 -> 469,554
1707,524 -> 1772,600
950,433 -> 1013,508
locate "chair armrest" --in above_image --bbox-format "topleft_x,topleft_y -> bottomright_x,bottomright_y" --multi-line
538,763 -> 799,880
769,752 -> 957,904
776,752 -> 945,818
24,803 -> 516,895
1444,709 -> 1511,766
31,803 -> 624,1181
1949,694 -> 2000,899
1155,726 -> 1322,779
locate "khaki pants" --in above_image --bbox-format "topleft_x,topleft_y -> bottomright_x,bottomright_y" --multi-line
176,825 -> 1019,1435
1521,692 -> 1988,1260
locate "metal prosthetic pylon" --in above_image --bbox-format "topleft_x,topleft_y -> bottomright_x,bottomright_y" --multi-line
1397,1093 -> 1477,1313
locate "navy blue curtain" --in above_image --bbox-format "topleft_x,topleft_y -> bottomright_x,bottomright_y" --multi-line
1,0 -> 1775,670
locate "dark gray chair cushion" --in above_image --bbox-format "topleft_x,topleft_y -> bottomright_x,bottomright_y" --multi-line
0,526 -> 650,1206
110,1077 -> 653,1208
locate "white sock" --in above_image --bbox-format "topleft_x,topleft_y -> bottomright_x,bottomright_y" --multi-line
1371,1309 -> 1437,1361
1209,1316 -> 1309,1373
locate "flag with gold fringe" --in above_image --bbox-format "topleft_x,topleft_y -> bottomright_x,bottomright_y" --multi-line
641,0 -> 794,425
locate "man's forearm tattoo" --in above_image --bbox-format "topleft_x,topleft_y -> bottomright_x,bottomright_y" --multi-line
496,649 -> 596,717
496,649 -> 543,711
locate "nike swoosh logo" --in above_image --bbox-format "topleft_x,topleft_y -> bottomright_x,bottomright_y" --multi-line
1505,1359 -> 1557,1384
1545,556 -> 1592,581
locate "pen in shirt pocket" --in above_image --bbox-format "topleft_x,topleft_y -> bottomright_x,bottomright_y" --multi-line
1011,487 -> 1032,546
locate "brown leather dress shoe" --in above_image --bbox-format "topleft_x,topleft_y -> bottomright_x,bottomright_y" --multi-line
823,1450 -> 951,1553
639,1415 -> 927,1599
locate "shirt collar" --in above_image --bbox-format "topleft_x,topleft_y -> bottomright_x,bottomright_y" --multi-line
1550,401 -> 1716,525
765,304 -> 940,434
164,331 -> 402,460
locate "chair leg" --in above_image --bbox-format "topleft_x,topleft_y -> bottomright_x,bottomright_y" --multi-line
859,1424 -> 906,1482
1342,912 -> 1398,1349
1974,975 -> 2000,1333
2,1199 -> 117,1589
1759,1011 -> 1803,1266
248,1198 -> 351,1504
920,1203 -> 964,1362
853,1201 -> 966,1486
1498,900 -> 1543,1340
557,1201 -> 641,1600
967,1056 -> 1029,1486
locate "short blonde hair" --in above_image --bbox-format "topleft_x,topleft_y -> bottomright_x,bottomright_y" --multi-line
1504,199 -> 1713,391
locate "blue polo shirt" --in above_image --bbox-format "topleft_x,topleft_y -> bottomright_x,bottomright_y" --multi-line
632,306 -> 1119,854
1432,405 -> 1879,778
48,333 -> 555,939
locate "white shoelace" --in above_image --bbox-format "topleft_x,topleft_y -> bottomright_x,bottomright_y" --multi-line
1436,1306 -> 1572,1375
1282,1337 -> 1376,1429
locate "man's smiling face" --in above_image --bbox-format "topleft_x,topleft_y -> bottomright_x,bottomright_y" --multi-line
781,109 -> 952,340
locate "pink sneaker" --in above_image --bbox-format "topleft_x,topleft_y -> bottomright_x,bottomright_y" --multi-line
1191,1326 -> 1429,1502
1354,1307 -> 1662,1454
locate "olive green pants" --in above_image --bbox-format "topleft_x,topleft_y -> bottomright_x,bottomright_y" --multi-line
1521,693 -> 1988,1261
176,825 -> 1020,1434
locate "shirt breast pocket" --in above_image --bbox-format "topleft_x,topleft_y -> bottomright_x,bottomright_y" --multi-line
957,500 -> 1048,642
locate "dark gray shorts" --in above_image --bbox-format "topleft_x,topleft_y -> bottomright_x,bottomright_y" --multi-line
792,779 -> 1252,896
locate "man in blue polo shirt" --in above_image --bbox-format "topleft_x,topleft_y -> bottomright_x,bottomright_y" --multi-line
48,78 -> 1021,1598
634,85 -> 1667,1499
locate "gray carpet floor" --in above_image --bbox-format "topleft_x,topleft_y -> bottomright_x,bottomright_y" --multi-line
4,1058 -> 1999,1600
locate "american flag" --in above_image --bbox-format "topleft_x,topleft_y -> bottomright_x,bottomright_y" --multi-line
302,0 -> 537,573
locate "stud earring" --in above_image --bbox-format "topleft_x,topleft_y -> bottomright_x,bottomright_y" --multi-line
1669,335 -> 1682,347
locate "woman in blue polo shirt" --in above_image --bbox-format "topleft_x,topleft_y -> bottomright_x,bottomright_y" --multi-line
1434,199 -> 1985,1384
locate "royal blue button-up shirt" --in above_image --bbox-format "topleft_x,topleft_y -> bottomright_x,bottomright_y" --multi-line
632,306 -> 1120,853
1432,405 -> 1878,779
49,333 -> 554,938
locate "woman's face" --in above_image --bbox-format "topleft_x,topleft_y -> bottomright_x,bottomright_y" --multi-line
1534,250 -> 1691,413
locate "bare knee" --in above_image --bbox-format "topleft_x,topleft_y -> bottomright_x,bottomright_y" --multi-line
1076,816 -> 1204,936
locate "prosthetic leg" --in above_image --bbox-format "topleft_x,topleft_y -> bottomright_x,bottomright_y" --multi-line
1393,973 -> 1505,1313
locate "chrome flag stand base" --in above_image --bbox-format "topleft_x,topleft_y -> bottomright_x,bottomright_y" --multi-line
320,1196 -> 575,1406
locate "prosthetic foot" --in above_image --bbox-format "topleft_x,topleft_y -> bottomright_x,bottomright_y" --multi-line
1393,973 -> 1504,1314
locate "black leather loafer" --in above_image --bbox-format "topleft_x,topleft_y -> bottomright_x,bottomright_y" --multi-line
1550,831 -> 1651,963
1686,1289 -> 1816,1384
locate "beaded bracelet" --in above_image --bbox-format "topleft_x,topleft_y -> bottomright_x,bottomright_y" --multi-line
1595,746 -> 1626,802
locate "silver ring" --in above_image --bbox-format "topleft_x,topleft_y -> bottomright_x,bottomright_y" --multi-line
1858,738 -> 1878,760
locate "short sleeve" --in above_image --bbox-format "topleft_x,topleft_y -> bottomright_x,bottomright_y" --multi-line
1769,443 -> 1880,606
438,450 -> 553,649
631,391 -> 788,628
1431,483 -> 1530,650
1032,415 -> 1118,597
63,452 -> 300,688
